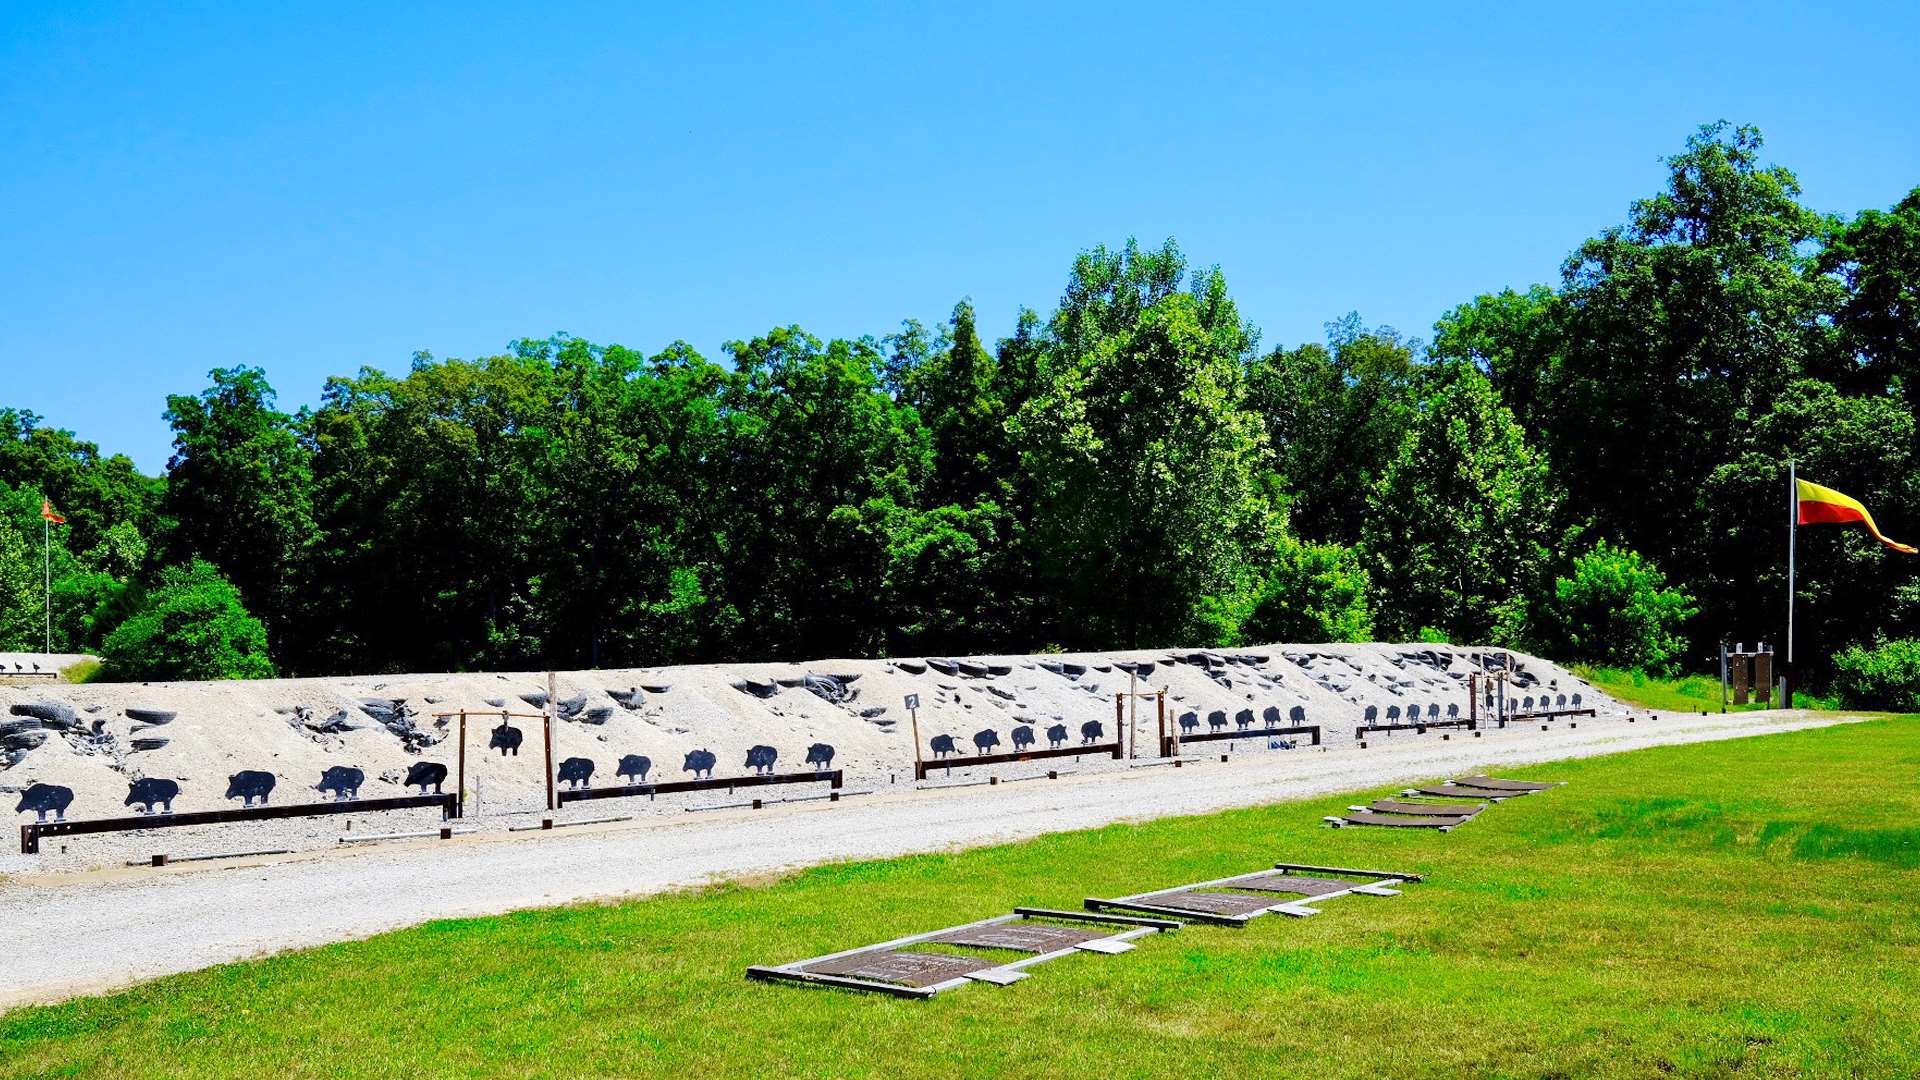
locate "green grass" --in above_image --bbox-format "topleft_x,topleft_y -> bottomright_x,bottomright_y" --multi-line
57,658 -> 101,684
1573,664 -> 1842,713
6,720 -> 1920,1078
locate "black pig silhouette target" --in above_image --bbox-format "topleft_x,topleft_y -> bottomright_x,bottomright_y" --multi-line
557,757 -> 595,789
489,722 -> 523,757
405,761 -> 448,794
125,778 -> 179,814
15,783 -> 73,822
225,770 -> 275,806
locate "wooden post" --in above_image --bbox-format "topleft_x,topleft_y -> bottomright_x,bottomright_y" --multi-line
1124,670 -> 1135,758
908,704 -> 922,780
1155,690 -> 1165,757
543,671 -> 558,812
1113,692 -> 1125,757
456,710 -> 467,819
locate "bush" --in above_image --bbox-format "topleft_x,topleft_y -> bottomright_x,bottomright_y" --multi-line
98,560 -> 275,681
1536,541 -> 1696,673
1830,639 -> 1920,712
1239,537 -> 1374,644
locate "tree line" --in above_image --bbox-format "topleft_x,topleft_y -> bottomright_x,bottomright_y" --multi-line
3,122 -> 1918,694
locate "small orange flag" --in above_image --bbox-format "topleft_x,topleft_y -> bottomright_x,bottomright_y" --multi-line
39,499 -> 65,525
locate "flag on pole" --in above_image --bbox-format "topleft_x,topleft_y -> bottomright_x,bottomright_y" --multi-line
1795,479 -> 1916,554
39,499 -> 65,525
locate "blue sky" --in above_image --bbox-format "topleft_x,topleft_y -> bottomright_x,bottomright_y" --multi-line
5,2 -> 1918,473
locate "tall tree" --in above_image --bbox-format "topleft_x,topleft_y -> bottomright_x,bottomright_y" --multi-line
718,327 -> 932,658
531,336 -> 735,669
1013,240 -> 1277,647
0,407 -> 162,558
1360,363 -> 1561,643
905,299 -> 1009,507
162,366 -> 315,652
1821,187 -> 1920,407
1546,122 -> 1833,599
1247,315 -> 1418,544
304,352 -> 550,672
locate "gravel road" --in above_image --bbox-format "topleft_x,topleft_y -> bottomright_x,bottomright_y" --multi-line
0,708 -> 1854,1008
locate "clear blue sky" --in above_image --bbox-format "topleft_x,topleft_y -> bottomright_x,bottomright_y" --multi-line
5,2 -> 1917,473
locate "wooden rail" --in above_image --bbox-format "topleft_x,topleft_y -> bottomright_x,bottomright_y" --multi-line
20,793 -> 458,854
913,742 -> 1122,781
1160,725 -> 1319,757
1354,718 -> 1478,740
557,768 -> 843,804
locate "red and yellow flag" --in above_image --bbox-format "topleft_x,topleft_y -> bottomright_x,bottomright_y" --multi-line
39,499 -> 65,525
1796,479 -> 1915,554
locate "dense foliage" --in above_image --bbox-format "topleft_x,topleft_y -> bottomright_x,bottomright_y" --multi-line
1534,542 -> 1698,673
98,560 -> 275,681
0,122 -> 1915,686
1829,640 -> 1920,712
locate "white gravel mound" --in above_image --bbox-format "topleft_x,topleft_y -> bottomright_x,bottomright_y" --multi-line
2,642 -> 1605,870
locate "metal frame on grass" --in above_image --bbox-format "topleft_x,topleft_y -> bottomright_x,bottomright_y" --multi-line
1084,862 -> 1420,926
745,907 -> 1178,998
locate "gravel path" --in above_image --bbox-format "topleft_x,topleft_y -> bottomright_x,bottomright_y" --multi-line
0,708 -> 1854,1008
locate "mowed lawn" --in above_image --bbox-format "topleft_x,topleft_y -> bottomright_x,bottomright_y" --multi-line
5,720 -> 1919,1079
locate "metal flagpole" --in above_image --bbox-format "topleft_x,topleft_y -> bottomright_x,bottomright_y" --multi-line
1786,459 -> 1796,707
43,514 -> 51,655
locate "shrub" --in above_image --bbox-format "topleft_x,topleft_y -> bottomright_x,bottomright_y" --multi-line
1239,537 -> 1374,644
1536,541 -> 1696,673
1830,639 -> 1920,712
98,560 -> 275,681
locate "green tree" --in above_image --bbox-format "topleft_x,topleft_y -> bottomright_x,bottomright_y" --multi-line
1360,363 -> 1561,643
98,560 -> 275,681
163,367 -> 316,652
0,408 -> 163,558
1013,240 -> 1278,646
1429,285 -> 1564,430
1247,315 -> 1417,544
904,299 -> 1010,507
718,326 -> 932,657
530,336 -> 735,668
1544,122 -> 1835,615
1238,535 -> 1375,644
0,514 -> 38,650
1535,541 -> 1697,672
1821,187 -> 1920,407
1702,379 -> 1919,671
305,351 -> 550,673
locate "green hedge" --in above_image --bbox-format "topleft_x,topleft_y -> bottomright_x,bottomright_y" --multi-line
1830,639 -> 1920,712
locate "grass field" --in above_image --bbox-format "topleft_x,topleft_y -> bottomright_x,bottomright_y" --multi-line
1572,665 -> 1843,714
4,718 -> 1917,1079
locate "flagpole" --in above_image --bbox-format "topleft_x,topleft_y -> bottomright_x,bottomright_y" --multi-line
43,514 -> 51,656
1786,459 -> 1795,707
